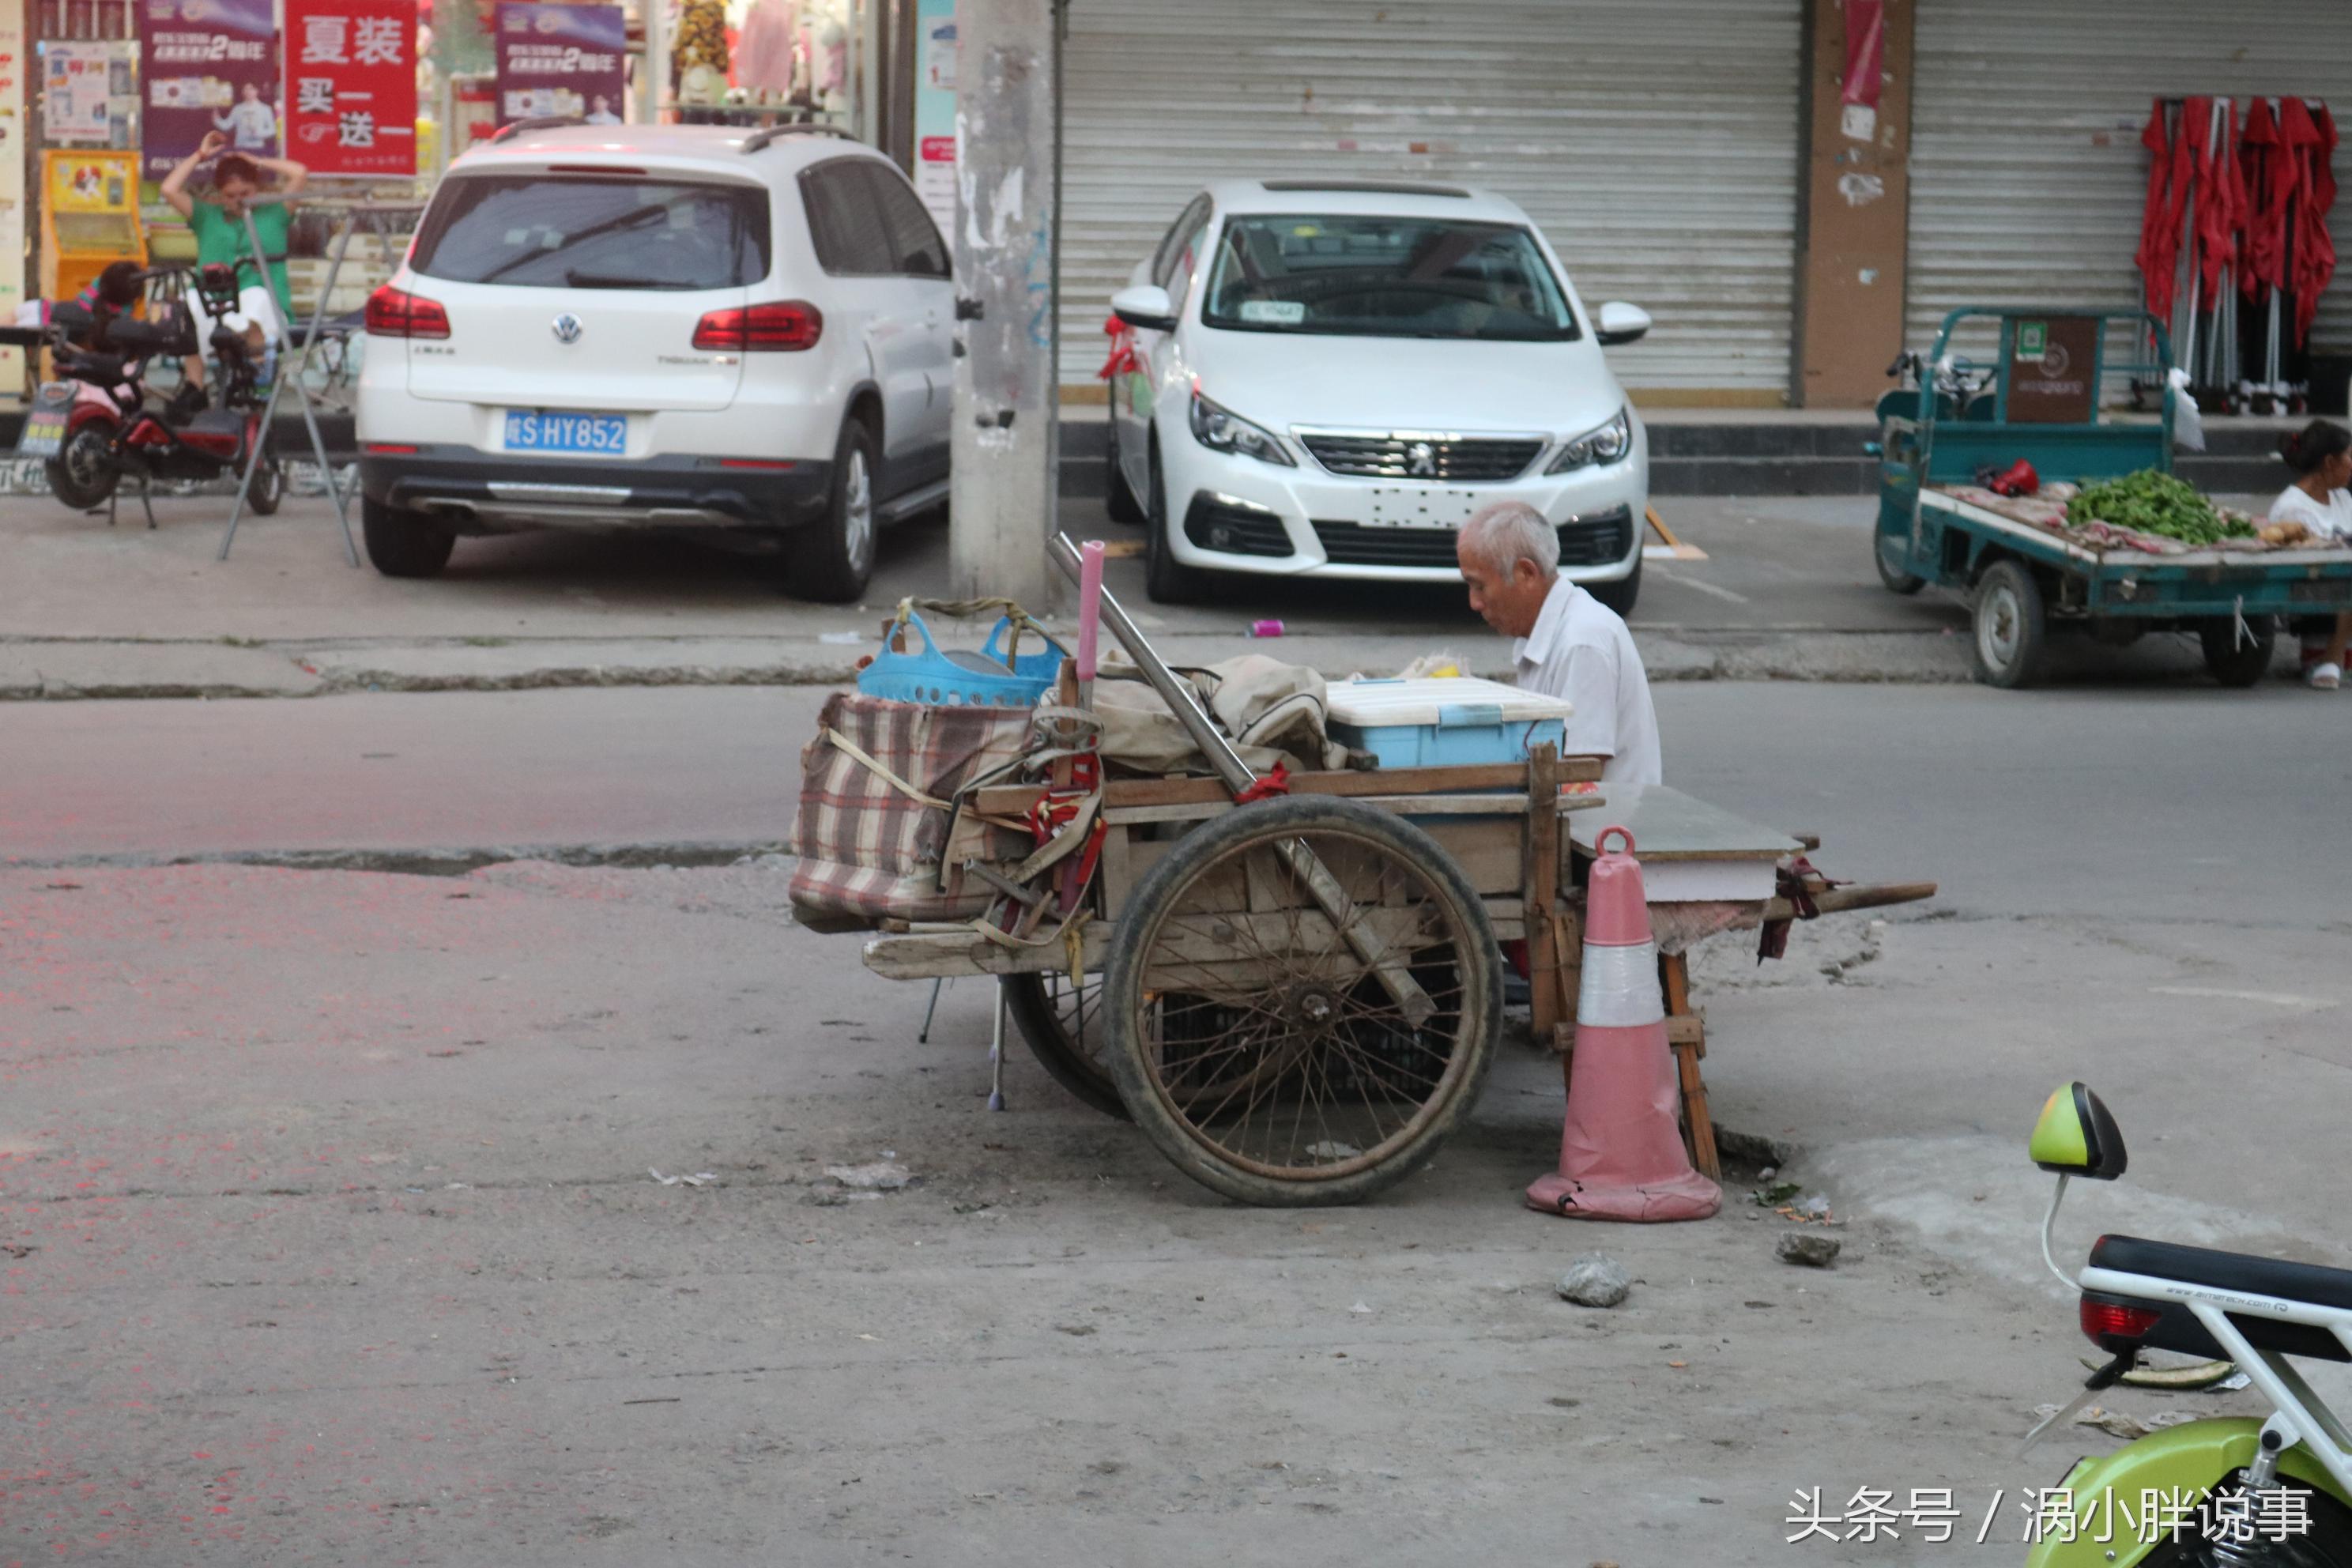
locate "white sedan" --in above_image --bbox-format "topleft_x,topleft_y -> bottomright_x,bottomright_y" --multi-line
1102,178 -> 1652,608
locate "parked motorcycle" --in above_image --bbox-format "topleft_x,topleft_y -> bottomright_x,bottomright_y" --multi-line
28,262 -> 282,522
2023,1083 -> 2352,1566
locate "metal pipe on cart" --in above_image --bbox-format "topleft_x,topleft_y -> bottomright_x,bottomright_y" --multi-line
986,978 -> 1008,1111
1047,531 -> 1436,1026
220,208 -> 358,564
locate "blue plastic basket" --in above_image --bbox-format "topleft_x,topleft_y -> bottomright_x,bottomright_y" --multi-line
855,612 -> 1066,708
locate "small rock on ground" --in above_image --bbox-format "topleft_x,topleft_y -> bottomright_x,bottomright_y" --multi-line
1777,1232 -> 1842,1268
824,1161 -> 912,1190
1555,1253 -> 1631,1308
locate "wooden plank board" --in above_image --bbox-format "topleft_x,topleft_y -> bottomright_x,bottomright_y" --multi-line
1115,808 -> 1529,899
865,925 -> 1107,981
1566,784 -> 1801,864
971,757 -> 1602,817
1100,791 -> 1610,826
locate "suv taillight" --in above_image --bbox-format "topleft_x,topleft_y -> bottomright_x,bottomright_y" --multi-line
693,300 -> 823,352
365,285 -> 450,340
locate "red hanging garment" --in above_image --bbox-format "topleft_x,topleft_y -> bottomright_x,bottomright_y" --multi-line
2240,96 -> 2285,298
2166,99 -> 2211,312
2276,98 -> 2333,345
2193,100 -> 2241,303
2135,101 -> 2180,317
2294,103 -> 2338,346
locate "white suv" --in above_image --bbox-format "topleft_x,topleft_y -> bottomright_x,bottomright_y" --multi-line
356,122 -> 952,601
1104,179 -> 1652,609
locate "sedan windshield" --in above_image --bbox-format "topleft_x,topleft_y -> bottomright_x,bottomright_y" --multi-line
1199,215 -> 1579,341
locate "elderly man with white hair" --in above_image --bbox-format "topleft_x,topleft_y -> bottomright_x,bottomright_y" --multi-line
1454,500 -> 1660,785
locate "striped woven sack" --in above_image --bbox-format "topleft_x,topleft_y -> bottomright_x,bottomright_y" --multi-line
787,692 -> 1034,929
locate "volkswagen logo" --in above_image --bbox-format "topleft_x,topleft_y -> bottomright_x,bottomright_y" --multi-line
552,312 -> 584,345
1405,440 -> 1438,478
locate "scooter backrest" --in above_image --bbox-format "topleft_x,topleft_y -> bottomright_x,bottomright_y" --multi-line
2030,1081 -> 2128,1181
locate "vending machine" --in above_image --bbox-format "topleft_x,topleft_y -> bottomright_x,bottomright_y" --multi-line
39,149 -> 148,305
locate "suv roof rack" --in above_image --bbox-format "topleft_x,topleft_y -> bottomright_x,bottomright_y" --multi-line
741,122 -> 858,153
489,115 -> 584,144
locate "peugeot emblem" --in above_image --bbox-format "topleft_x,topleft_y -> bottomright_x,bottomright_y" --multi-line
552,312 -> 583,345
1406,440 -> 1438,477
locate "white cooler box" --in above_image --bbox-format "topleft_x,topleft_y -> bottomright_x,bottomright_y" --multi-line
1325,677 -> 1574,769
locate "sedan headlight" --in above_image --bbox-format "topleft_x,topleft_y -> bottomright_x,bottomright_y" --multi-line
1189,389 -> 1295,467
1545,408 -> 1633,473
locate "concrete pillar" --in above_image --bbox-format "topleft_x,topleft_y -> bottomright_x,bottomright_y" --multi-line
948,0 -> 1057,609
643,0 -> 669,123
1791,0 -> 1914,409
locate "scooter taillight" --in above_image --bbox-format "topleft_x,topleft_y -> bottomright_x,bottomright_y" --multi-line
2080,1295 -> 2163,1349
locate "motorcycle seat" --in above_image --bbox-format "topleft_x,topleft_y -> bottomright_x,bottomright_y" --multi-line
2095,1234 -> 2352,1314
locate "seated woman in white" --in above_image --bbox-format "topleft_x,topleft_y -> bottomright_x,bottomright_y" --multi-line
2267,420 -> 2352,690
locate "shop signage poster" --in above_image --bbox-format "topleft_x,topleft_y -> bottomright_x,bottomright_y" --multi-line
913,0 -> 956,236
494,4 -> 628,128
285,0 -> 419,175
0,1 -> 24,390
135,0 -> 280,175
43,41 -> 112,144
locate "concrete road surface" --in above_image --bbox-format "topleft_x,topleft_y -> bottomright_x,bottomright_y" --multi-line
4,680 -> 2348,1564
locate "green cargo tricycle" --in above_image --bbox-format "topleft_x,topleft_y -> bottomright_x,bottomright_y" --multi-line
1871,306 -> 2352,688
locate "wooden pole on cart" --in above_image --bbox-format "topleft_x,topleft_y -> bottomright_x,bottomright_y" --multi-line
1523,744 -> 1565,1041
1660,953 -> 1719,1182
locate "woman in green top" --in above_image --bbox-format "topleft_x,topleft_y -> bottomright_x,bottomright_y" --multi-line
160,130 -> 307,392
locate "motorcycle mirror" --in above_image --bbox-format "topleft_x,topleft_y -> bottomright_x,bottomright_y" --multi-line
2030,1081 -> 2128,1181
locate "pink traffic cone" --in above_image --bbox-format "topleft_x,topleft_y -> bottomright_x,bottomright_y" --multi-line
1526,826 -> 1722,1223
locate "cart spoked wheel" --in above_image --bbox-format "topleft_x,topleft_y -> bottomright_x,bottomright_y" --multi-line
1970,559 -> 2047,689
1002,972 -> 1129,1120
1102,795 -> 1502,1207
2198,615 -> 2277,688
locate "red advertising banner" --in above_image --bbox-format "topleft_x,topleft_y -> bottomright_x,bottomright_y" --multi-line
284,0 -> 417,175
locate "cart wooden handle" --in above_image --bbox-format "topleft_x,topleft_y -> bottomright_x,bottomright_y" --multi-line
1760,880 -> 1938,922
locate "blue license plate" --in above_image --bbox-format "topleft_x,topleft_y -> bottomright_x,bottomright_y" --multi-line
505,410 -> 627,455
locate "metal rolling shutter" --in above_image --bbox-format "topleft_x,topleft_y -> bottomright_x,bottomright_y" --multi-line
1059,0 -> 1804,398
1908,0 -> 2352,364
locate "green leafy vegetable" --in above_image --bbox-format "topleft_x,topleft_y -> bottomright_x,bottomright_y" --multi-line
2067,469 -> 2253,546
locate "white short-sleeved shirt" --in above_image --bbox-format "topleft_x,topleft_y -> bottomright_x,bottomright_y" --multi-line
1512,575 -> 1662,786
2268,482 -> 2352,541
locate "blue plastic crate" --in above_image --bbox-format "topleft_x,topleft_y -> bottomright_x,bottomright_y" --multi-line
857,612 -> 1067,708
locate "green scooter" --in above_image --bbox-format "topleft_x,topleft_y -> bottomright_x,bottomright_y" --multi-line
2024,1084 -> 2352,1566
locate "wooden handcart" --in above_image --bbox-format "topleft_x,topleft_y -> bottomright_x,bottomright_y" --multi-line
851,537 -> 1934,1207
